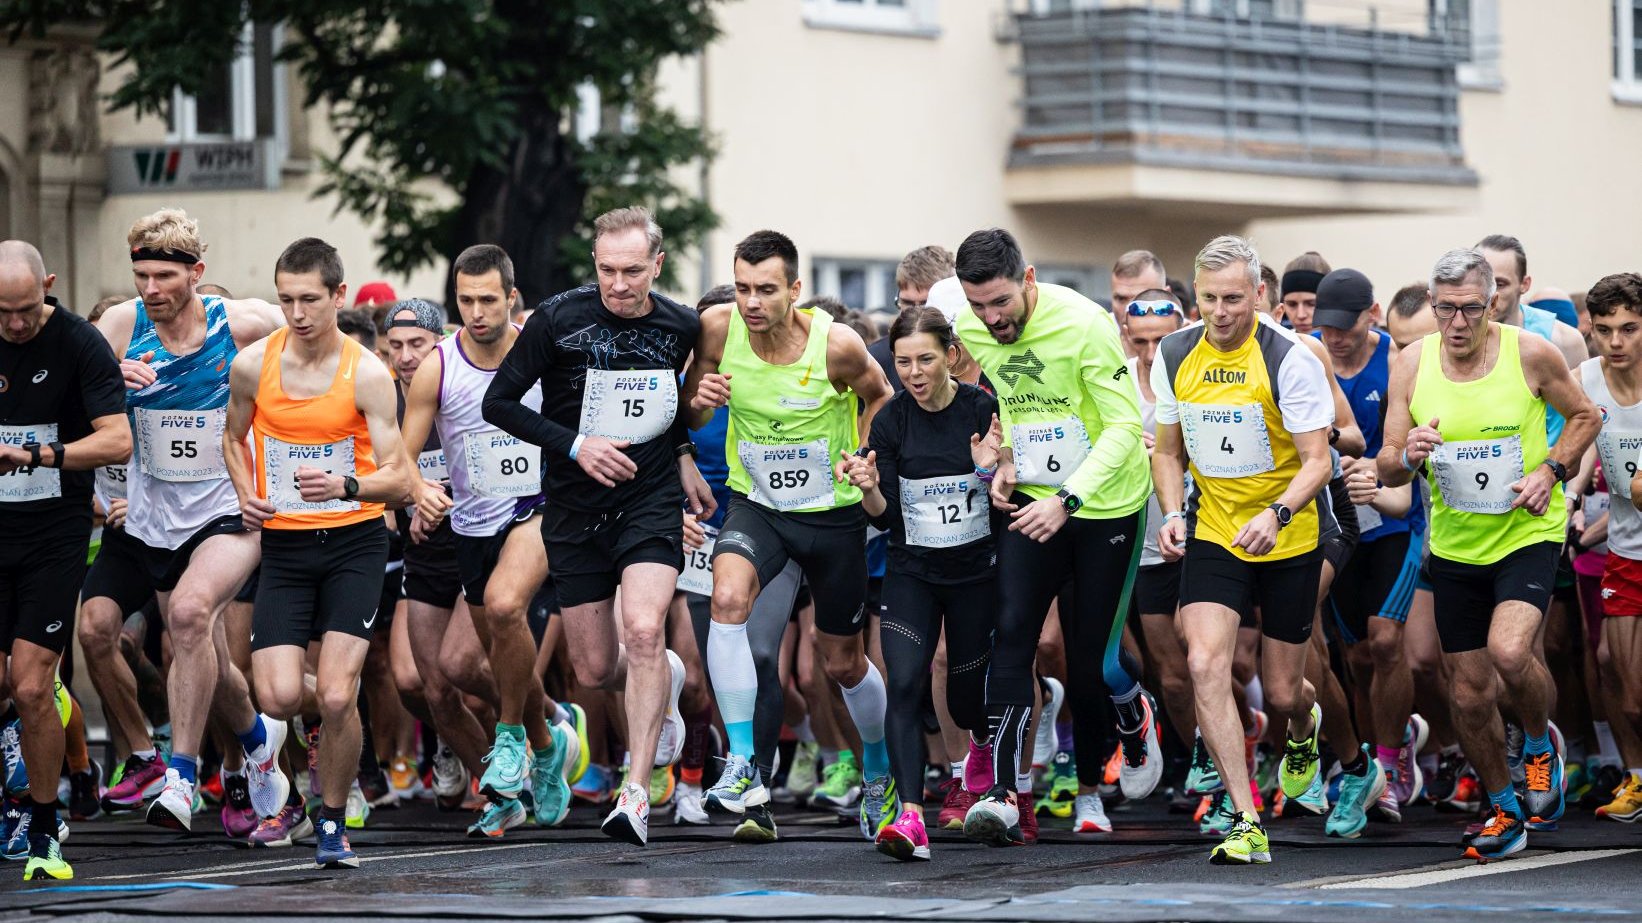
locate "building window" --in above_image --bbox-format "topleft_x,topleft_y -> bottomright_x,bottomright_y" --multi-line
1035,266 -> 1105,304
801,0 -> 940,37
1188,0 -> 1304,19
1617,0 -> 1642,102
1431,0 -> 1502,89
812,258 -> 899,311
168,22 -> 286,145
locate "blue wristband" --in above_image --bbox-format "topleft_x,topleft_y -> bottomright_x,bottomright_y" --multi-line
1401,448 -> 1418,472
570,434 -> 586,461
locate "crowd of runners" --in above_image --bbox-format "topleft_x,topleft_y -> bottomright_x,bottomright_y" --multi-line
3,205 -> 1641,880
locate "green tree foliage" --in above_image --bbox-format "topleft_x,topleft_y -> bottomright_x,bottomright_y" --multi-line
1,0 -> 720,305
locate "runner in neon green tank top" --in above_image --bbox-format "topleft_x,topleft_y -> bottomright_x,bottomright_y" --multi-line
684,230 -> 898,844
1378,248 -> 1597,863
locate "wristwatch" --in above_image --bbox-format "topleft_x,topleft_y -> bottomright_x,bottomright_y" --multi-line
1267,502 -> 1293,529
1543,459 -> 1569,483
675,442 -> 698,458
1056,488 -> 1083,515
23,442 -> 41,469
342,475 -> 360,500
46,441 -> 64,469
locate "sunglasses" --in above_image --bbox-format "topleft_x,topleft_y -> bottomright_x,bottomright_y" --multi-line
1126,299 -> 1179,317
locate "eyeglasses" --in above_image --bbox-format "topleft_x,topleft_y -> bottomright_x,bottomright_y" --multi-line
1126,299 -> 1179,317
1431,302 -> 1489,320
895,296 -> 929,310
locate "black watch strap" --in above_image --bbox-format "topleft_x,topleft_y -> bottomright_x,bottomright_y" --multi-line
47,441 -> 64,469
25,443 -> 41,468
1544,459 -> 1569,483
343,475 -> 360,500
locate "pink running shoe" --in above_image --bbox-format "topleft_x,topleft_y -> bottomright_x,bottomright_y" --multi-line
100,753 -> 167,812
221,773 -> 258,839
964,739 -> 995,795
875,807 -> 930,861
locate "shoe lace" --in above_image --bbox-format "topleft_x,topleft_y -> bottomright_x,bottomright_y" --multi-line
1479,805 -> 1516,837
1524,751 -> 1554,792
1120,727 -> 1148,769
1282,736 -> 1313,777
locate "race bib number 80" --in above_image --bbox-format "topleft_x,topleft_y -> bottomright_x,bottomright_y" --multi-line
742,438 -> 833,510
1431,436 -> 1524,515
464,430 -> 538,498
263,435 -> 358,513
1181,403 -> 1275,479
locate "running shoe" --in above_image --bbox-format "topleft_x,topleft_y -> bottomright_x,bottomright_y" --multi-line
480,732 -> 528,802
571,763 -> 613,804
653,650 -> 687,767
1209,812 -> 1270,865
303,722 -> 320,799
1279,704 -> 1323,799
1505,722 -> 1525,785
1565,761 -> 1592,805
248,802 -> 313,848
602,781 -> 650,846
101,752 -> 166,812
1244,712 -> 1268,783
564,703 -> 592,785
432,742 -> 469,810
1428,748 -> 1463,804
1116,692 -> 1164,801
876,807 -> 930,861
345,781 -> 370,829
68,761 -> 101,822
0,799 -> 18,852
221,773 -> 257,839
1044,753 -> 1078,818
782,740 -> 820,803
1325,749 -> 1385,839
154,723 -> 173,765
467,797 -> 526,839
1389,715 -> 1429,806
1524,739 -> 1565,830
315,816 -> 358,868
936,777 -> 975,830
1185,732 -> 1223,795
360,764 -> 396,809
964,737 -> 995,795
3,810 -> 64,861
1199,791 -> 1236,836
732,804 -> 778,843
199,772 -> 224,806
145,768 -> 196,832
811,751 -> 862,810
1074,792 -> 1111,833
859,775 -> 898,840
673,781 -> 709,825
1291,768 -> 1330,815
1440,769 -> 1483,814
1597,773 -> 1642,821
924,765 -> 948,803
705,753 -> 768,815
1100,745 -> 1122,798
22,833 -> 71,881
1018,791 -> 1038,844
531,722 -> 576,827
244,715 -> 291,819
388,755 -> 424,801
1464,805 -> 1526,861
1032,677 -> 1064,768
1371,768 -> 1403,823
963,785 -> 1023,847
4,719 -> 30,794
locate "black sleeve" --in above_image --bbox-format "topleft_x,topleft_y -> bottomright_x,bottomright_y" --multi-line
76,319 -> 126,421
867,401 -> 901,533
482,308 -> 579,457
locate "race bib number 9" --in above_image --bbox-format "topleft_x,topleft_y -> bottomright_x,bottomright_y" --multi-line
136,407 -> 227,482
1181,403 -> 1275,479
1431,435 -> 1524,515
1595,430 -> 1642,501
464,430 -> 538,498
417,448 -> 449,483
0,423 -> 61,502
263,435 -> 358,513
1010,418 -> 1091,487
678,526 -> 716,597
742,438 -> 833,510
900,474 -> 989,549
578,369 -> 678,444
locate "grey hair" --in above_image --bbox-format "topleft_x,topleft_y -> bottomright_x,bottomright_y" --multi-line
1194,235 -> 1261,289
1429,248 -> 1496,302
593,205 -> 664,258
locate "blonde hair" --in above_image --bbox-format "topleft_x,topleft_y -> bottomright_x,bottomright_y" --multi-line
127,208 -> 207,258
592,205 -> 663,257
895,245 -> 955,291
1195,235 -> 1261,289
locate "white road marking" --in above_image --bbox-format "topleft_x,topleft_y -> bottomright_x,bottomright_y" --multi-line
1315,848 -> 1640,890
94,841 -> 547,882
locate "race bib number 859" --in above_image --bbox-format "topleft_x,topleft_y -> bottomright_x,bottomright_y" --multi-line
742,438 -> 833,510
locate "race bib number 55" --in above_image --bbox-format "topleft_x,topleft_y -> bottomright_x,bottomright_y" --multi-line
263,436 -> 358,513
1431,436 -> 1524,515
136,407 -> 227,482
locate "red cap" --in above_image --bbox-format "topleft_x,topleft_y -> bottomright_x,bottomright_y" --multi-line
353,280 -> 397,307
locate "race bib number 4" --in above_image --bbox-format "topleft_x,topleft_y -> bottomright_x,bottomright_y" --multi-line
678,526 -> 716,597
417,448 -> 449,483
900,474 -> 989,549
1011,418 -> 1091,487
136,407 -> 226,482
1182,403 -> 1275,478
0,423 -> 61,502
578,369 -> 678,443
263,436 -> 358,513
1431,435 -> 1524,515
464,430 -> 538,498
1596,430 -> 1642,500
741,438 -> 833,510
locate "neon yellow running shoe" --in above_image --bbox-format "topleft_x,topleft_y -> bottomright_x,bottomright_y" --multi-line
1208,812 -> 1270,865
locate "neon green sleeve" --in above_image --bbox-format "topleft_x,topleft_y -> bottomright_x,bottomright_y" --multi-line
1062,311 -> 1144,501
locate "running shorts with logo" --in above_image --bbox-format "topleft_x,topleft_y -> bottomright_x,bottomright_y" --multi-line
714,494 -> 869,636
255,519 -> 392,649
0,509 -> 90,654
83,514 -> 246,611
453,496 -> 546,608
542,486 -> 684,609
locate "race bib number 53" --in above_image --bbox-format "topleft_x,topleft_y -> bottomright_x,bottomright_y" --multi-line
263,436 -> 358,513
1431,436 -> 1524,515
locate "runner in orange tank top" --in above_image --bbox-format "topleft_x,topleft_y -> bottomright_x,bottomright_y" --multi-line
222,238 -> 414,870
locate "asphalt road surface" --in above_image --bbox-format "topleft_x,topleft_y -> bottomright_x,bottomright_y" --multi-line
6,796 -> 1641,921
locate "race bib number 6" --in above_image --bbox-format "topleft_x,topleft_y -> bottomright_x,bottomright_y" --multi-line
263,435 -> 358,513
1431,435 -> 1524,515
1181,403 -> 1275,479
742,438 -> 833,510
578,369 -> 678,444
136,407 -> 227,482
1011,418 -> 1091,487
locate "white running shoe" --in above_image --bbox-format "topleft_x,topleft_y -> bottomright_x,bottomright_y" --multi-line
1117,692 -> 1164,801
1074,792 -> 1112,833
144,769 -> 195,832
601,781 -> 650,846
673,781 -> 710,825
655,650 -> 687,766
346,781 -> 370,829
244,715 -> 291,819
432,742 -> 468,806
1033,677 -> 1064,769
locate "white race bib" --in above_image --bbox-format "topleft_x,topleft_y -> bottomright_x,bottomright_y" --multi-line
263,435 -> 358,513
417,448 -> 449,483
578,369 -> 678,443
135,407 -> 226,482
678,526 -> 716,597
0,423 -> 60,502
1181,403 -> 1276,479
464,430 -> 537,498
1354,503 -> 1383,533
1596,430 -> 1642,501
98,464 -> 129,501
741,438 -> 833,510
900,474 -> 989,548
1010,418 -> 1091,487
1431,436 -> 1524,515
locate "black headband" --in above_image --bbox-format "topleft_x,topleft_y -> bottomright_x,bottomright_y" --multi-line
1281,269 -> 1324,295
130,246 -> 199,265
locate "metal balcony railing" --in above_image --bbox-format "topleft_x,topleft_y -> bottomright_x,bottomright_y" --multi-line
1011,4 -> 1478,185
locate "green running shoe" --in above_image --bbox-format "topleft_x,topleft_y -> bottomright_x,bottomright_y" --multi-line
531,722 -> 575,827
782,740 -> 820,802
859,775 -> 898,840
1199,790 -> 1236,836
1209,812 -> 1270,864
1044,752 -> 1078,818
650,766 -> 676,807
1185,733 -> 1223,795
23,834 -> 71,881
1326,748 -> 1386,839
564,704 -> 592,786
467,798 -> 526,838
480,731 -> 528,801
1291,765 -> 1330,815
1279,704 -> 1322,800
812,751 -> 862,810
